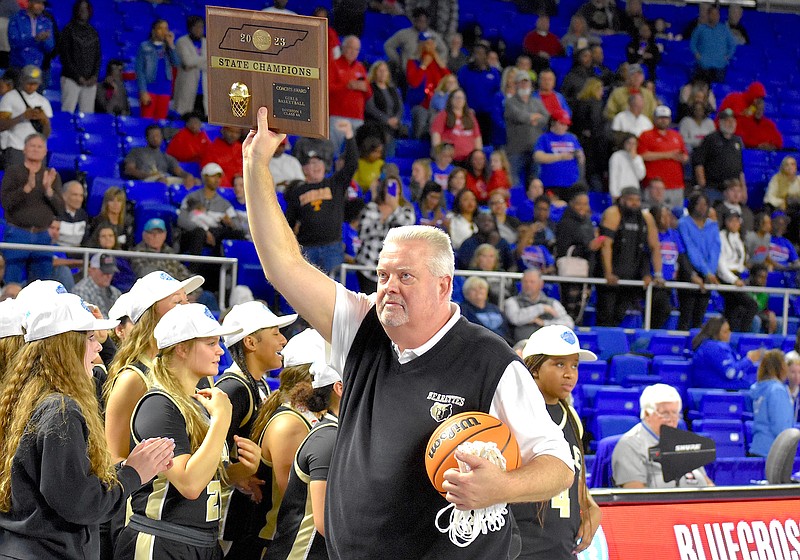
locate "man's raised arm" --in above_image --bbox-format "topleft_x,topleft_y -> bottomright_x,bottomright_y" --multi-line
243,107 -> 337,341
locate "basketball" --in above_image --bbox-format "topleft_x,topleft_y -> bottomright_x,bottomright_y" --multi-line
425,411 -> 520,495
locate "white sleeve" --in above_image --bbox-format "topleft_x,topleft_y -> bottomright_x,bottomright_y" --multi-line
633,155 -> 646,180
328,282 -> 376,377
42,97 -> 53,118
608,152 -> 622,198
490,361 -> 573,470
611,113 -> 623,132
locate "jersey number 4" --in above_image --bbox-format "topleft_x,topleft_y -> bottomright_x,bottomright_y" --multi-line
550,444 -> 582,519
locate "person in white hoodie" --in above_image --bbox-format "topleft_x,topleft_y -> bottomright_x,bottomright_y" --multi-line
608,133 -> 645,201
717,209 -> 758,332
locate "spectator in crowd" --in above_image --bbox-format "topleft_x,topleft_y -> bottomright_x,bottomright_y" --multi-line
749,263 -> 778,334
764,155 -> 800,212
407,36 -> 450,140
71,253 -> 121,317
86,223 -> 135,292
737,94 -> 783,150
690,5 -> 736,84
678,76 -> 716,122
488,189 -> 519,245
353,136 -> 385,195
57,180 -> 88,248
561,14 -> 600,55
165,113 -> 211,165
172,15 -> 207,119
286,120 -> 357,276
515,222 -> 556,274
95,59 -> 129,115
447,188 -> 478,250
768,211 -> 800,281
446,32 -> 468,73
0,64 -> 51,167
611,92 -> 653,140
651,203 -> 698,324
750,350 -> 794,457
534,110 -> 584,194
464,148 -> 490,203
718,209 -> 759,332
571,77 -> 608,189
590,44 -> 616,87
46,218 -> 79,291
293,136 -> 335,174
745,211 -> 772,266
230,174 -> 250,239
637,105 -> 688,208
488,150 -> 512,191
430,142 -> 455,189
534,68 -> 571,118
613,384 -> 713,488
561,48 -> 594,104
201,125 -> 244,188
457,42 -> 501,146
556,191 -> 602,320
693,108 -> 745,203
57,0 -> 100,114
679,101 -> 715,152
715,178 -> 755,237
789,356 -> 800,423
727,5 -> 749,45
408,158 -> 432,203
522,15 -> 564,72
384,7 -> 447,80
430,72 -> 459,115
457,210 -> 514,271
0,132 -> 62,284
682,3 -> 710,41
365,60 -> 406,152
445,166 -> 468,206
530,195 -> 557,251
608,133 -> 645,201
596,187 -> 667,328
619,0 -> 648,36
84,186 -> 133,250
266,136 -> 305,193
131,218 -> 192,280
329,36 -> 372,153
430,88 -> 482,164
313,6 -> 340,61
626,21 -> 661,80
504,268 -> 572,341
718,80 -> 764,121
354,173 -> 416,294
578,0 -> 622,34
504,71 -> 547,187
134,19 -> 178,120
0,0 -> 16,69
330,0 -> 367,38
7,0 -> 53,71
124,124 -> 199,188
459,275 -> 514,345
405,0 -> 459,39
678,192 -> 718,330
604,64 -> 656,121
415,181 -> 449,230
469,243 -> 516,304
692,316 -> 762,389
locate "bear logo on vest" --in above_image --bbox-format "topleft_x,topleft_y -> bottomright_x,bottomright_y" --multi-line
430,402 -> 453,423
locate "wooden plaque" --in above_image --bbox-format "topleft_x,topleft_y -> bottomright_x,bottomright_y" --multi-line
206,6 -> 328,138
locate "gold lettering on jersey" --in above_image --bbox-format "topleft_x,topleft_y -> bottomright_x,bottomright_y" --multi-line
298,187 -> 333,208
426,391 -> 466,406
211,56 -> 319,79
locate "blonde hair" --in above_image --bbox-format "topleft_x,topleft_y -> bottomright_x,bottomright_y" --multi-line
367,60 -> 392,85
99,186 -> 128,225
0,335 -> 24,385
758,349 -> 787,382
0,332 -> 117,511
250,364 -> 314,442
151,343 -> 227,482
490,149 -> 511,174
469,243 -> 500,270
435,73 -> 458,94
412,158 -> 433,182
577,77 -> 604,101
103,305 -> 160,405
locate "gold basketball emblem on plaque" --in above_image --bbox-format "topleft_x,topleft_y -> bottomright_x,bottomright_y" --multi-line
229,82 -> 251,117
253,29 -> 272,51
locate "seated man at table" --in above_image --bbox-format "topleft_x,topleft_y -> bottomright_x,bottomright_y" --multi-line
612,383 -> 714,489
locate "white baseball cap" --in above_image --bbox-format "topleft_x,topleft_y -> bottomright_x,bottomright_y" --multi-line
23,293 -> 120,342
0,299 -> 24,338
221,301 -> 297,347
108,291 -> 134,321
127,271 -> 205,323
154,303 -> 242,350
522,325 -> 598,361
15,280 -> 69,309
201,162 -> 224,177
281,328 -> 341,388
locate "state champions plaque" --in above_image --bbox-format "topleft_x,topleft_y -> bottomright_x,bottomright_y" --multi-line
206,7 -> 328,138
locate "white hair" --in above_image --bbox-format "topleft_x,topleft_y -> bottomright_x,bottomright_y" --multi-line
382,226 -> 455,293
462,275 -> 488,295
640,383 -> 682,419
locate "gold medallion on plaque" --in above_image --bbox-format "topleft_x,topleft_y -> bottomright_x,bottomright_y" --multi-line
252,29 -> 272,51
229,82 -> 251,117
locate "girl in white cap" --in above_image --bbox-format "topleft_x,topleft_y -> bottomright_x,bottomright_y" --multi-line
115,303 -> 260,560
0,299 -> 25,384
103,270 -> 204,463
0,294 -> 174,560
245,328 -> 321,558
216,301 -> 297,558
511,325 -> 602,559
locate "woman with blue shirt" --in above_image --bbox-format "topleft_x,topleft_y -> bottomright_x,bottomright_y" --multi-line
677,192 -> 719,329
750,349 -> 795,457
534,110 -> 584,194
691,316 -> 761,390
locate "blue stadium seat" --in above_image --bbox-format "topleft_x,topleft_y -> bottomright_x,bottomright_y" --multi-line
737,334 -> 777,355
576,331 -> 600,355
693,419 -> 746,458
579,360 -> 607,384
593,414 -> 638,443
705,457 -> 765,486
223,239 -> 276,302
48,153 -> 78,183
651,356 -> 691,391
647,333 -> 689,356
588,434 -> 622,488
608,354 -> 652,386
394,139 -> 431,159
695,429 -> 745,458
75,112 -> 117,134
593,327 -> 630,360
126,181 -> 170,206
80,133 -> 123,158
690,391 -> 748,420
591,386 -> 641,417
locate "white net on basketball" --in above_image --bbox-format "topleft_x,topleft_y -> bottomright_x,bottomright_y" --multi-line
434,441 -> 509,548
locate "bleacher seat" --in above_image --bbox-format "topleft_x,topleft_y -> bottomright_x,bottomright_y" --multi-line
591,386 -> 641,418
588,434 -> 623,488
688,390 -> 748,420
693,419 -> 746,458
593,414 -> 638,442
593,327 -> 630,360
651,356 -> 692,399
223,239 -> 276,302
126,181 -> 171,206
737,334 -> 778,355
647,333 -> 689,356
608,354 -> 653,386
579,360 -> 607,384
705,457 -> 765,486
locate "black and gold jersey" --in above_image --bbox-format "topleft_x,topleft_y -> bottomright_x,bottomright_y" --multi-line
267,413 -> 338,560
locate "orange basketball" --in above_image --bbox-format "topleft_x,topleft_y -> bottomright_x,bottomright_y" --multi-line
425,411 -> 520,495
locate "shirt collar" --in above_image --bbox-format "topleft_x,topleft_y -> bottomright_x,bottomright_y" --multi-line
391,303 -> 461,364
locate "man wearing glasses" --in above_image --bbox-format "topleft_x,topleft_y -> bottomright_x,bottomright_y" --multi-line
611,384 -> 714,488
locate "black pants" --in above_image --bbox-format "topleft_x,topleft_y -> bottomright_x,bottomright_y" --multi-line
722,289 -> 759,332
650,287 -> 674,329
180,226 -> 246,293
677,289 -> 711,331
114,527 -> 223,560
596,285 -> 640,327
474,110 -> 494,147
